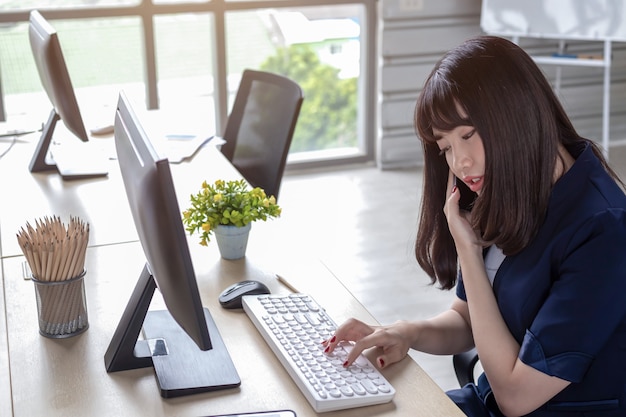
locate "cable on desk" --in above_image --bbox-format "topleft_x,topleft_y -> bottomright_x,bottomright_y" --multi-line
0,134 -> 17,160
0,125 -> 42,159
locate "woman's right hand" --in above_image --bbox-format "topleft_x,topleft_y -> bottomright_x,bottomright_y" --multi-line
322,318 -> 416,369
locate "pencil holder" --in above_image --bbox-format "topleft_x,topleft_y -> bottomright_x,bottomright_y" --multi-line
32,270 -> 89,338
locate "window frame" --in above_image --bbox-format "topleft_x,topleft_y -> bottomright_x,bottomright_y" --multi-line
0,0 -> 377,168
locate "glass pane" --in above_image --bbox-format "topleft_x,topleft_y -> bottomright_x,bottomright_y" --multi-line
0,17 -> 144,129
0,21 -> 49,125
226,5 -> 362,155
0,0 -> 138,11
154,13 -> 216,134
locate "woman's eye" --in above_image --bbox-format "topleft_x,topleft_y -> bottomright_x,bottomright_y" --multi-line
438,146 -> 450,156
462,129 -> 475,140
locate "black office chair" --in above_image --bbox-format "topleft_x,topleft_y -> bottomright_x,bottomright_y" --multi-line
220,69 -> 304,201
453,347 -> 480,387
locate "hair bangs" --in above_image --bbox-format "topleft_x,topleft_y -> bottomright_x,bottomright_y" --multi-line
416,74 -> 471,144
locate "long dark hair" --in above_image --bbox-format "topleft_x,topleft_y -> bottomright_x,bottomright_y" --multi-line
414,36 -> 617,290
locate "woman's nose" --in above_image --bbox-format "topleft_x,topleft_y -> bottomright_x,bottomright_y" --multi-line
451,148 -> 472,173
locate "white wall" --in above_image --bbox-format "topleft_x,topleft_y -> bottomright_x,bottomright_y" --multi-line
377,0 -> 483,168
377,0 -> 626,168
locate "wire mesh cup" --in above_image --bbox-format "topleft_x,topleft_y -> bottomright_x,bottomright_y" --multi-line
31,270 -> 89,338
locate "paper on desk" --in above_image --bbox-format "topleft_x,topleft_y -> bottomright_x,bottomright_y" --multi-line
0,120 -> 40,138
152,134 -> 224,163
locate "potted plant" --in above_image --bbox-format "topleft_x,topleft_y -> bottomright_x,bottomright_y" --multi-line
182,179 -> 281,259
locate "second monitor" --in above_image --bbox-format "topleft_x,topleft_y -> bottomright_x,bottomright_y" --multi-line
28,10 -> 109,180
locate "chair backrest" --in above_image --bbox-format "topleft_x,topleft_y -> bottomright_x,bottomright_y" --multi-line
453,348 -> 480,387
220,69 -> 303,200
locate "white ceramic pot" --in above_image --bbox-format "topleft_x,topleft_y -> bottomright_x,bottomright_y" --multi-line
213,223 -> 251,260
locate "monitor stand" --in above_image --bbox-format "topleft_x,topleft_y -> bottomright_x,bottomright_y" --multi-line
29,109 -> 109,180
104,264 -> 241,398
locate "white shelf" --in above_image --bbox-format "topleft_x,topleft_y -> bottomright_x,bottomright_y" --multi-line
533,56 -> 607,68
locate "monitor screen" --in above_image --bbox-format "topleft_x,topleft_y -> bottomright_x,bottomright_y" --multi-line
29,10 -> 87,142
28,10 -> 108,179
104,91 -> 240,397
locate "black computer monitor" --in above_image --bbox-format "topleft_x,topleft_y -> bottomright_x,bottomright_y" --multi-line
28,10 -> 107,178
104,91 -> 240,397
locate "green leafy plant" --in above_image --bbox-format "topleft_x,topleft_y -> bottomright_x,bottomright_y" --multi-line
182,179 -> 281,246
261,44 -> 358,152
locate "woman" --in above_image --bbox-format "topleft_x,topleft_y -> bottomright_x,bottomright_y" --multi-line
323,36 -> 626,416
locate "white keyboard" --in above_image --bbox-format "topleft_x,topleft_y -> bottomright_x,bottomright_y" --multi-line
242,293 -> 395,413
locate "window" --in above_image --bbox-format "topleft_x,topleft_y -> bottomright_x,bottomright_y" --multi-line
0,1 -> 376,167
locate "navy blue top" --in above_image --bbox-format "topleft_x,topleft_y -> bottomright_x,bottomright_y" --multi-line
456,143 -> 626,415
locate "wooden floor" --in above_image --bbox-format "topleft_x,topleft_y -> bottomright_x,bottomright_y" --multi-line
277,144 -> 626,393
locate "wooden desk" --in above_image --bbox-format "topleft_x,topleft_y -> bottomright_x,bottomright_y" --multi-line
0,135 -> 235,258
0,132 -> 129,258
2,238 -> 463,416
0,124 -> 463,416
0,266 -> 12,417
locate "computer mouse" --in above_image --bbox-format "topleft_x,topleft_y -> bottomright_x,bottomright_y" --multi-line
219,280 -> 270,309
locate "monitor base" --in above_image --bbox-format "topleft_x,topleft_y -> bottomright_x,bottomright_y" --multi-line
143,309 -> 241,398
29,109 -> 108,180
104,265 -> 240,397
